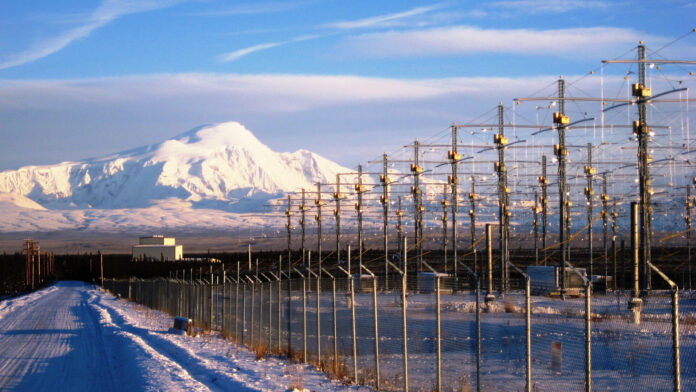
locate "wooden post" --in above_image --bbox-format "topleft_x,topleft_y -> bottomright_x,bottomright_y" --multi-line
100,251 -> 104,289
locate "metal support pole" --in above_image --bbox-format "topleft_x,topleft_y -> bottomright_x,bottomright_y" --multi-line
495,103 -> 509,291
629,202 -> 642,323
316,182 -> 323,279
258,280 -> 264,346
435,276 -> 442,392
470,176 -> 478,277
636,43 -> 652,295
210,265 -> 214,329
357,164 -> 364,275
412,140 -> 423,274
450,124 -> 459,292
242,283 -> 247,344
335,174 -> 342,265
332,278 -> 338,373
686,186 -> 692,290
402,236 -> 409,392
236,261 -> 240,342
585,144 -> 594,278
373,277 -> 381,390
222,264 -> 226,332
276,267 -> 283,353
486,224 -> 495,303
301,189 -> 307,269
287,253 -> 292,357
251,279 -> 256,346
441,184 -> 449,274
672,288 -> 681,392
350,274 -> 358,382
382,153 -> 390,290
476,277 -> 481,392
585,281 -> 592,392
556,77 -> 569,299
397,196 -> 404,271
541,155 -> 548,264
526,277 -> 532,392
303,277 -> 307,363
317,271 -> 321,367
533,192 -> 539,265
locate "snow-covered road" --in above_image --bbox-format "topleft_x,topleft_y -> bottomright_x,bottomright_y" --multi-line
0,282 -> 357,392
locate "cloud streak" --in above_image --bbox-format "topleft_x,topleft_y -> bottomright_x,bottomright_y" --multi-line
190,1 -> 316,16
218,34 -> 321,62
491,0 -> 611,13
322,4 -> 444,30
338,26 -> 660,58
0,0 -> 183,71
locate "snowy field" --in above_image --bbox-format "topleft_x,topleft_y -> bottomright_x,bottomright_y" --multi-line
0,282 -> 362,391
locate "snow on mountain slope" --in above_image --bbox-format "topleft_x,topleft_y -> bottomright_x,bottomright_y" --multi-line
0,122 -> 352,212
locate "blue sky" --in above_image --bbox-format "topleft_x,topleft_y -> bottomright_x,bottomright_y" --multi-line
0,0 -> 695,169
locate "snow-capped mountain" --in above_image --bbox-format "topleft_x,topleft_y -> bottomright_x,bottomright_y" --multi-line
0,122 -> 352,212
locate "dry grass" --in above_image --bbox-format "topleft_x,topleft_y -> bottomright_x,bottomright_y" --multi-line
504,298 -> 517,313
285,364 -> 305,391
251,342 -> 269,360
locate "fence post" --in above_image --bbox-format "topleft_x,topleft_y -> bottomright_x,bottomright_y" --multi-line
585,280 -> 591,392
258,280 -> 264,347
435,276 -> 441,392
317,273 -> 322,368
249,282 -> 256,346
269,280 -> 273,351
222,265 -> 226,332
402,236 -> 409,392
210,265 -> 214,330
350,273 -> 358,382
476,276 -> 481,392
242,282 -> 247,345
303,276 -> 307,364
673,288 -> 681,392
332,277 -> 338,374
526,277 -> 531,392
373,276 -> 381,390
276,275 -> 282,354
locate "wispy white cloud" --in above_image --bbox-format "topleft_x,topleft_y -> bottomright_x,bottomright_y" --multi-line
322,4 -> 444,30
338,26 -> 660,58
189,1 -> 315,16
0,0 -> 184,71
491,0 -> 612,13
216,4 -> 446,62
0,72 -> 619,170
218,34 -> 321,62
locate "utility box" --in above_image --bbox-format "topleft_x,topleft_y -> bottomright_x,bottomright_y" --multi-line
418,272 -> 451,294
528,266 -> 586,296
592,275 -> 613,293
349,274 -> 375,293
172,316 -> 192,336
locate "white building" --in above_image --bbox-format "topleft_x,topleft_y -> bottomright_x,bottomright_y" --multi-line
132,235 -> 183,261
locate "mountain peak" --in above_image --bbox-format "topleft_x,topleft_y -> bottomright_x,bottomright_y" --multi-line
153,122 -> 270,162
0,121 -> 353,215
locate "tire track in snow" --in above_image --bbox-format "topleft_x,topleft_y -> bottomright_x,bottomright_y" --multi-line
0,282 -> 116,391
86,291 -> 211,392
89,291 -> 258,392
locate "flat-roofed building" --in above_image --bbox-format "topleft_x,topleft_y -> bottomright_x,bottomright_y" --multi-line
132,235 -> 183,261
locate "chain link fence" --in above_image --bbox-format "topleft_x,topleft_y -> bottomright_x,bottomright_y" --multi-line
104,268 -> 692,392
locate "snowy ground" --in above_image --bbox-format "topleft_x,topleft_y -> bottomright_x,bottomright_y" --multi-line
0,282 -> 362,391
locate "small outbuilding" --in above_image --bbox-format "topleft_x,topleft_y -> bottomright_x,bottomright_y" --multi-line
132,235 -> 183,261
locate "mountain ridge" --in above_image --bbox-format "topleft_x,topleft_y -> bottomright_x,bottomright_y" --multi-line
0,122 -> 352,212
